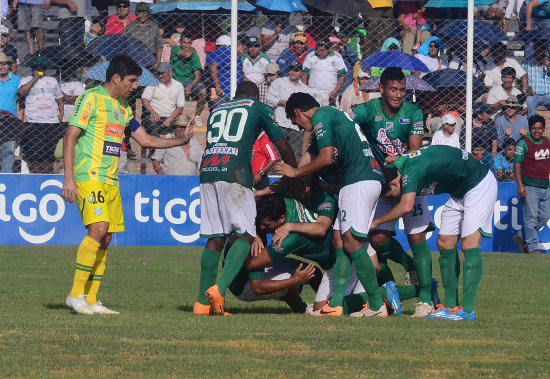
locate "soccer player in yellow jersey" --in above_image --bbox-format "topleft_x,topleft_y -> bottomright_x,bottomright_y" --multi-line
61,55 -> 193,315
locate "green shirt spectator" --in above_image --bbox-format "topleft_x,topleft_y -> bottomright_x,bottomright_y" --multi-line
170,47 -> 202,83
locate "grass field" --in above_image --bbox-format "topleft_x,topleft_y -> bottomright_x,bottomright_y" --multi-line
1,245 -> 549,377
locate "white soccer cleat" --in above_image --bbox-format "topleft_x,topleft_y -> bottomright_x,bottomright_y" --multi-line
66,295 -> 94,315
350,303 -> 388,318
306,303 -> 321,316
89,300 -> 120,315
411,302 -> 434,317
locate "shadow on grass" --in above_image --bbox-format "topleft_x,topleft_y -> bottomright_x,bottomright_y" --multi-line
177,305 -> 293,315
45,303 -> 69,310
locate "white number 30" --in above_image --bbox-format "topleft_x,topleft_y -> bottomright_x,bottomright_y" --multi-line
207,108 -> 248,143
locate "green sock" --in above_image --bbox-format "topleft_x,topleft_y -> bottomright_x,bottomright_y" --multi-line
396,284 -> 419,300
411,241 -> 432,304
462,248 -> 483,313
387,237 -> 415,272
439,248 -> 460,308
197,248 -> 221,305
328,248 -> 352,307
343,293 -> 366,315
217,239 -> 251,297
377,262 -> 395,285
288,296 -> 308,313
351,247 -> 383,310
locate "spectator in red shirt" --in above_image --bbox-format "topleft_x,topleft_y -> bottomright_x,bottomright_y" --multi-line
252,131 -> 279,190
105,0 -> 136,35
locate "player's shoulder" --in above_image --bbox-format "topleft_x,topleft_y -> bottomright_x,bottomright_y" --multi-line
401,99 -> 422,113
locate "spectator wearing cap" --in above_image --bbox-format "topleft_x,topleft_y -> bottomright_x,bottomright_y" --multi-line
14,0 -> 50,56
141,62 -> 185,137
51,0 -> 88,48
123,2 -> 163,62
265,60 -> 312,159
151,116 -> 203,176
431,113 -> 461,148
339,68 -> 380,114
129,0 -> 159,13
523,40 -> 550,118
205,35 -> 245,106
472,102 -> 498,157
0,52 -> 20,173
257,62 -> 279,103
494,137 -> 517,182
330,36 -> 359,96
276,32 -> 311,78
495,95 -> 529,147
170,33 -> 207,127
486,67 -> 524,110
414,37 -> 448,78
242,36 -> 271,85
484,42 -> 528,92
105,0 -> 136,35
302,38 -> 347,107
260,19 -> 295,62
0,25 -> 18,74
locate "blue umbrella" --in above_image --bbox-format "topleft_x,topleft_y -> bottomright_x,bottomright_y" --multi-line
256,0 -> 307,12
425,0 -> 494,7
151,0 -> 254,12
423,69 -> 484,88
83,61 -> 159,87
362,51 -> 431,73
87,35 -> 157,68
359,74 -> 436,92
438,20 -> 509,42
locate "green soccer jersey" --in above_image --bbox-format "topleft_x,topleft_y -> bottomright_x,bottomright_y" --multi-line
267,198 -> 336,270
393,145 -> 489,199
200,98 -> 285,188
353,98 -> 424,164
306,189 -> 337,221
311,106 -> 383,187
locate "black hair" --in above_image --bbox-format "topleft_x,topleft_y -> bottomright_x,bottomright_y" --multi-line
502,138 -> 517,150
380,66 -> 405,86
528,114 -> 546,129
106,54 -> 142,81
256,195 -> 286,222
180,33 -> 193,41
380,167 -> 399,195
285,92 -> 319,120
501,67 -> 516,77
234,81 -> 259,100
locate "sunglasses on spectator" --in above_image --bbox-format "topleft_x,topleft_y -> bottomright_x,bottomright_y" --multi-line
117,5 -> 129,8
1,33 -> 8,37
293,41 -> 306,45
249,44 -> 261,48
429,44 -> 438,48
266,72 -> 279,77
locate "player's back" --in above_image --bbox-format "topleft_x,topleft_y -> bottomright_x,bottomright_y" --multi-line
200,98 -> 283,189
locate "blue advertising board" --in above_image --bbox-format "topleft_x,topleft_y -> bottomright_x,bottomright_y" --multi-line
0,174 -> 548,253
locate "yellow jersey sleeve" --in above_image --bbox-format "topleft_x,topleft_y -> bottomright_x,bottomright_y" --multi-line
70,92 -> 97,130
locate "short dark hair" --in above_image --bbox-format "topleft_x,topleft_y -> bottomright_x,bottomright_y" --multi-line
502,138 -> 517,150
380,167 -> 399,195
285,92 -> 319,120
380,66 -> 405,86
234,81 -> 259,99
256,195 -> 286,223
528,114 -> 546,129
106,54 -> 142,81
501,67 -> 516,77
180,33 -> 192,41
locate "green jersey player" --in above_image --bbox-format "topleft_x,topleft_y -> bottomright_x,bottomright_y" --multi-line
375,145 -> 498,320
353,67 -> 436,317
195,81 -> 297,316
274,93 -> 387,318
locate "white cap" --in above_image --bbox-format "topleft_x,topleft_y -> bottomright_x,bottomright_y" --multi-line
0,25 -> 9,35
441,113 -> 457,125
216,35 -> 231,46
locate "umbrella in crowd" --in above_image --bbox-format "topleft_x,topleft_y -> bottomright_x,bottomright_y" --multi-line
362,51 -> 431,73
424,0 -> 494,7
423,68 -> 484,88
437,20 -> 509,42
302,0 -> 368,18
151,0 -> 254,12
87,35 -> 157,68
255,0 -> 307,12
22,52 -> 58,69
83,61 -> 159,87
359,74 -> 436,92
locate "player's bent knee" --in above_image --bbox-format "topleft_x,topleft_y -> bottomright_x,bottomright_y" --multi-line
87,221 -> 110,241
407,232 -> 426,246
437,235 -> 457,251
369,230 -> 391,247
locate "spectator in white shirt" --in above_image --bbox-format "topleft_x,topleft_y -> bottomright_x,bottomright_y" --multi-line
242,36 -> 271,85
486,66 -> 524,111
431,113 -> 461,148
483,42 -> 528,92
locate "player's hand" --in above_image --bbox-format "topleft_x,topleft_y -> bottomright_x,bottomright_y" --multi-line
253,187 -> 272,198
517,185 -> 526,198
178,124 -> 194,145
273,161 -> 297,177
251,236 -> 264,256
62,178 -> 80,204
150,112 -> 160,122
385,155 -> 399,165
520,128 -> 528,136
291,263 -> 316,284
370,219 -> 380,230
272,223 -> 291,248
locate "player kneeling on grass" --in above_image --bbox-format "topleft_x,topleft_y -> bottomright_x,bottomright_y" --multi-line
62,54 -> 194,315
374,145 -> 498,320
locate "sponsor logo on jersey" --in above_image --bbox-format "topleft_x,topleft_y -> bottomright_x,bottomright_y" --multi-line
413,121 -> 423,127
375,115 -> 382,121
385,122 -> 394,132
461,149 -> 469,160
103,141 -> 122,157
402,174 -> 408,186
535,148 -> 550,160
105,123 -> 125,138
314,122 -> 325,138
113,111 -> 119,121
120,108 -> 126,115
94,206 -> 102,216
363,147 -> 374,158
204,144 -> 239,156
399,118 -> 410,124
87,196 -> 96,204
317,202 -> 333,212
202,155 -> 230,166
408,150 -> 421,158
419,182 -> 438,196
376,129 -> 405,156
85,101 -> 93,111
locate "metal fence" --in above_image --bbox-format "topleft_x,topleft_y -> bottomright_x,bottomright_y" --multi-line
0,4 -> 546,182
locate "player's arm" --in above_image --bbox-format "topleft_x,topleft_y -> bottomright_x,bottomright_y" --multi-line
274,146 -> 333,178
272,215 -> 333,248
61,124 -> 82,204
250,263 -> 315,295
406,108 -> 424,153
371,192 -> 416,229
130,118 -> 192,148
272,136 -> 297,167
406,134 -> 423,153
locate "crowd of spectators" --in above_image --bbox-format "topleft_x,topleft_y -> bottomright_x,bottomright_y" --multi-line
0,0 -> 549,180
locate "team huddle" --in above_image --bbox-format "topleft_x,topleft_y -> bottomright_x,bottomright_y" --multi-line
61,56 -> 497,321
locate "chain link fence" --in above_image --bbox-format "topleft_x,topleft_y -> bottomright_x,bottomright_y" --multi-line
0,3 -> 547,182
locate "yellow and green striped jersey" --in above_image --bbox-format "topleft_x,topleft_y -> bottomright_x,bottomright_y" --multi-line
70,85 -> 134,186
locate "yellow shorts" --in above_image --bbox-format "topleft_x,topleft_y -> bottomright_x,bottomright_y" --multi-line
76,181 -> 125,233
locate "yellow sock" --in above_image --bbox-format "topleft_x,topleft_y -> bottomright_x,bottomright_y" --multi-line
85,248 -> 106,305
70,236 -> 100,298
